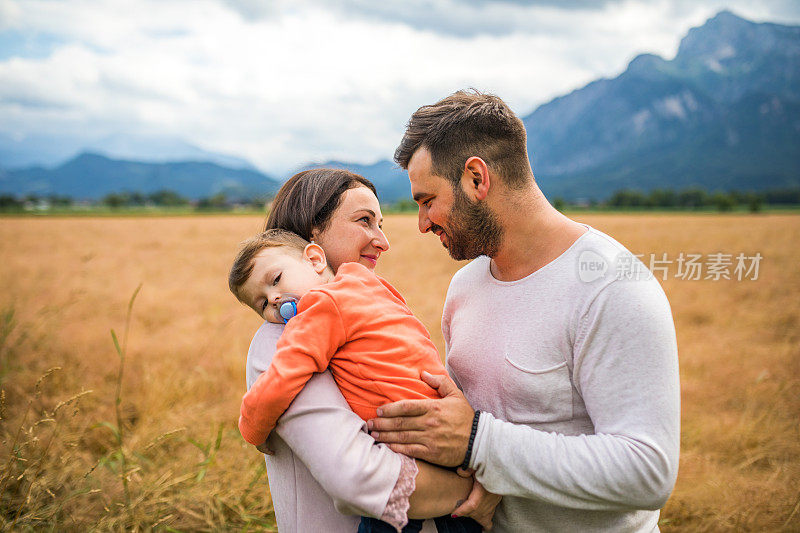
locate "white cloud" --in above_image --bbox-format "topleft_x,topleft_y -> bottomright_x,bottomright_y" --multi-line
0,0 -> 798,173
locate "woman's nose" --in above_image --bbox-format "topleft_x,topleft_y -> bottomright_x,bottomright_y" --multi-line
373,228 -> 389,252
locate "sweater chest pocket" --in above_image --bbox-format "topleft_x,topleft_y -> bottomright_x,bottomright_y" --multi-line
500,354 -> 573,424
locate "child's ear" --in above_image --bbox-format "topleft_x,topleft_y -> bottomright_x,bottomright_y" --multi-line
303,243 -> 328,273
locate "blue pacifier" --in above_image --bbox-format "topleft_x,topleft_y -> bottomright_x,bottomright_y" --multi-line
278,299 -> 298,323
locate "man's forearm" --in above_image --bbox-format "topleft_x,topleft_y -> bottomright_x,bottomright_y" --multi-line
471,412 -> 678,511
407,462 -> 472,519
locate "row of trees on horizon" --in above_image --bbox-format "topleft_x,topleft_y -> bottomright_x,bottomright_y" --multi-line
2,187 -> 800,213
556,187 -> 800,213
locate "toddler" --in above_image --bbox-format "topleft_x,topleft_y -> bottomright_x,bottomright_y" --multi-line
229,229 -> 480,533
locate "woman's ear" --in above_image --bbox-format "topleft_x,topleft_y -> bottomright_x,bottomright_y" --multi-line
461,156 -> 490,201
303,243 -> 328,274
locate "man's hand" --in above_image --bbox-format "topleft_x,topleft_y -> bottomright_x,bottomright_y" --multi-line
453,479 -> 501,531
367,371 -> 474,466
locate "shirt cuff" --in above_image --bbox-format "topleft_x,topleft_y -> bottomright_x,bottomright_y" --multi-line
238,414 -> 268,446
379,454 -> 418,532
469,410 -> 491,470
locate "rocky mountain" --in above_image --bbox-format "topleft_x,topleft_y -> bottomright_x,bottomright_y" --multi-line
0,152 -> 280,200
302,12 -> 799,203
524,10 -> 800,200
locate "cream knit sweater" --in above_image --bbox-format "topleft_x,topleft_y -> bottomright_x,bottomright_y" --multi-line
444,227 -> 680,532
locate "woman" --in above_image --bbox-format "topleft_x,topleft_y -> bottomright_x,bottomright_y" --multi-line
245,169 -> 494,532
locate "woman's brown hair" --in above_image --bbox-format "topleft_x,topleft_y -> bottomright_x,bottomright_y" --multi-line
264,168 -> 378,239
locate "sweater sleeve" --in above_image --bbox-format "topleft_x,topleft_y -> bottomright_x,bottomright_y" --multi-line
239,291 -> 347,445
469,279 -> 680,511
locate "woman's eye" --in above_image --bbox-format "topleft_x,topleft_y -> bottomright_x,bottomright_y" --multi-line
358,216 -> 370,224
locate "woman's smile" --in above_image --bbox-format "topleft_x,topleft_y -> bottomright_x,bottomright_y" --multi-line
360,253 -> 379,267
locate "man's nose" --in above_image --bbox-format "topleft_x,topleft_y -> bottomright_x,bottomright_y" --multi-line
418,209 -> 432,234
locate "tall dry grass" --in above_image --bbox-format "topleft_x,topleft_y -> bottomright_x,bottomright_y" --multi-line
0,213 -> 798,531
0,216 -> 276,530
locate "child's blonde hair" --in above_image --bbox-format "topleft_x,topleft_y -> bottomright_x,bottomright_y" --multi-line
228,229 -> 311,303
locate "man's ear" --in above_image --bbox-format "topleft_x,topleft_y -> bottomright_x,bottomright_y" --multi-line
303,243 -> 328,273
461,156 -> 490,201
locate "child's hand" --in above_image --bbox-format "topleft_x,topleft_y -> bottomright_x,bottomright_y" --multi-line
255,439 -> 274,455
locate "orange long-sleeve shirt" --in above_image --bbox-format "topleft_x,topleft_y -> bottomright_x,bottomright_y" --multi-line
239,262 -> 447,446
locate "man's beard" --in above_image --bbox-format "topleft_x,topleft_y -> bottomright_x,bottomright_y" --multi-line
433,185 -> 503,261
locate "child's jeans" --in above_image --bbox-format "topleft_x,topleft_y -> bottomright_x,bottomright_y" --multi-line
359,515 -> 482,533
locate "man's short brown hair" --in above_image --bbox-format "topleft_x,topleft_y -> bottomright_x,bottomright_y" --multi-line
228,229 -> 310,304
394,89 -> 532,189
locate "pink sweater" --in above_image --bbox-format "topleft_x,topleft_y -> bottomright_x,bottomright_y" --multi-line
245,322 -> 438,533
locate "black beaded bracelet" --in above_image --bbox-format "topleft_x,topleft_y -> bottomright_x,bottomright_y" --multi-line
460,409 -> 482,470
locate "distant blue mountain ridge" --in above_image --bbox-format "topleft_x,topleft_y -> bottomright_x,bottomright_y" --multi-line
0,152 -> 280,200
1,10 -> 797,202
301,159 -> 410,205
0,132 -> 254,170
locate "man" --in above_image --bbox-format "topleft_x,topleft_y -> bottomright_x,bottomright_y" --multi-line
368,90 -> 680,531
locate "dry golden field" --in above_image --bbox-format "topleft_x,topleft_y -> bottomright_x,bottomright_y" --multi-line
0,213 -> 798,532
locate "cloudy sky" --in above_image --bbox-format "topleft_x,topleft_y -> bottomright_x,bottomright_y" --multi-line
1,0 -> 799,173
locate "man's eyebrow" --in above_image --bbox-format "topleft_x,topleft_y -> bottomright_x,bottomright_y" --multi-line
413,193 -> 428,203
